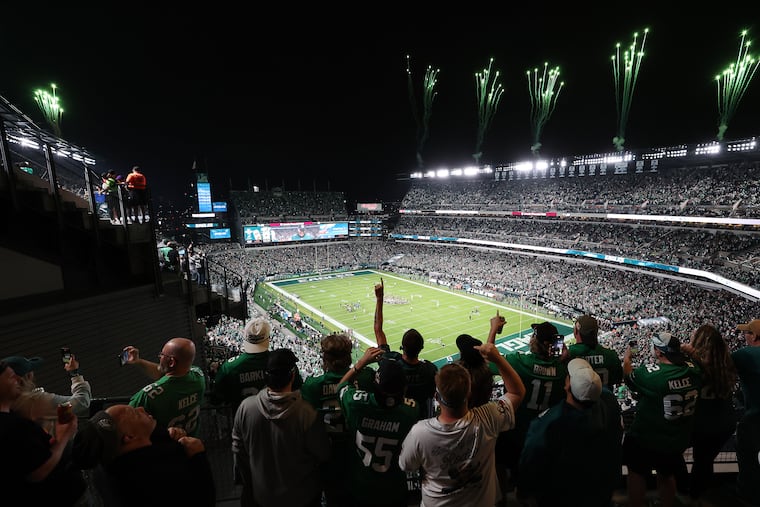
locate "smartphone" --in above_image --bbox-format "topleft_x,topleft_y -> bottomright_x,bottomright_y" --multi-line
629,340 -> 639,356
118,350 -> 129,367
551,337 -> 564,358
61,347 -> 72,364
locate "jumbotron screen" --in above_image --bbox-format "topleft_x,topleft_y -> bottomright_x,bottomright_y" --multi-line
243,221 -> 348,244
357,202 -> 383,212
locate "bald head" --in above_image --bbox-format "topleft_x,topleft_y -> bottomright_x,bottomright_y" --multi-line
159,338 -> 195,376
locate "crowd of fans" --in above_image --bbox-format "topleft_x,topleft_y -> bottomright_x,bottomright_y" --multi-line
401,161 -> 760,217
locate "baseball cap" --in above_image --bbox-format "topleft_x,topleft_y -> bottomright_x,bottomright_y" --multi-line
652,332 -> 687,365
375,358 -> 406,400
531,322 -> 560,343
567,358 -> 602,402
737,319 -> 760,335
456,334 -> 484,366
1,356 -> 43,376
575,315 -> 598,337
243,317 -> 271,353
71,410 -> 120,468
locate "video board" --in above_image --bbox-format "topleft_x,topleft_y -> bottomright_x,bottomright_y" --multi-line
244,221 -> 348,245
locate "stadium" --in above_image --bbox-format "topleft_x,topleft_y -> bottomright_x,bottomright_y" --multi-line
1,75 -> 759,507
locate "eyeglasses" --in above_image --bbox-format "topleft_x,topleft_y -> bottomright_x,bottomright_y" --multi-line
158,353 -> 175,359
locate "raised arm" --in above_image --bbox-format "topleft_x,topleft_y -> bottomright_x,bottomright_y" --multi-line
475,342 -> 525,408
123,345 -> 163,381
374,278 -> 388,347
487,311 -> 505,345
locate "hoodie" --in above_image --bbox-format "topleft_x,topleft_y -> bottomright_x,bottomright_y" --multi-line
517,389 -> 623,507
232,388 -> 330,507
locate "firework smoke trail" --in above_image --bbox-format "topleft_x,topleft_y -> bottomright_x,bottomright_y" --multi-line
527,62 -> 564,156
473,58 -> 504,165
611,28 -> 649,152
715,30 -> 759,141
33,83 -> 64,137
419,64 -> 439,168
406,56 -> 440,169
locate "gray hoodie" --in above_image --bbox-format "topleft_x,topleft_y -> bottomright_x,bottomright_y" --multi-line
232,388 -> 330,507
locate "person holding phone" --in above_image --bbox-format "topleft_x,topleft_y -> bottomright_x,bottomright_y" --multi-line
492,321 -> 568,496
2,352 -> 92,425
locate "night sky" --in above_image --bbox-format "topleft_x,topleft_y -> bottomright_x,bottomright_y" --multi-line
4,7 -> 760,207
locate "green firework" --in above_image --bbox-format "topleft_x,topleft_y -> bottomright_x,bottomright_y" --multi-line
611,28 -> 649,152
33,83 -> 64,137
406,55 -> 440,169
527,62 -> 564,156
473,57 -> 504,166
715,30 -> 759,141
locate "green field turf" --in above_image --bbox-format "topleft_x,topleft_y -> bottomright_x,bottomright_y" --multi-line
267,270 -> 572,368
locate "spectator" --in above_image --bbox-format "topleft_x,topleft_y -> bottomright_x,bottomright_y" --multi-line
455,333 -> 493,407
232,348 -> 330,507
517,358 -> 623,507
0,360 -> 83,505
731,319 -> 760,506
566,314 -> 623,389
338,346 -> 419,507
211,317 -> 303,410
301,333 -> 375,507
399,343 -> 525,507
622,332 -> 703,507
373,277 -> 437,419
100,170 -> 121,224
123,337 -> 205,437
125,165 -> 148,224
457,313 -> 505,408
679,324 -> 738,501
71,404 -> 215,506
495,321 -> 568,493
3,353 -> 91,426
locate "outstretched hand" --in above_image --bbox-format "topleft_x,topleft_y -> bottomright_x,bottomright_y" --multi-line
375,277 -> 384,299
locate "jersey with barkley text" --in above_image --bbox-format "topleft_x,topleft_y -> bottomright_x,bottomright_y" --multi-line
625,360 -> 702,452
129,366 -> 206,436
211,351 -> 303,408
568,342 -> 623,388
338,381 -> 419,506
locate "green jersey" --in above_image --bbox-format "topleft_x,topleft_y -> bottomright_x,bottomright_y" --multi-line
338,381 -> 419,506
211,351 -> 303,407
625,360 -> 702,451
301,367 -> 376,497
505,352 -> 568,438
129,366 -> 206,436
380,348 -> 438,419
732,346 -> 760,417
568,343 -> 623,388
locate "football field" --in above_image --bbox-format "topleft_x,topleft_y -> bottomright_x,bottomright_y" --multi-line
266,270 -> 572,368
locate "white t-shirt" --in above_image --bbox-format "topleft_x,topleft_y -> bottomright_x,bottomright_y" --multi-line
398,397 -> 515,507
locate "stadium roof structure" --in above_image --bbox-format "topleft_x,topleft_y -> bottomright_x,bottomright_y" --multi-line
0,93 -> 97,172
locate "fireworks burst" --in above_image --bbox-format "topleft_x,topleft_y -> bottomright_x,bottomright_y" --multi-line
473,57 -> 504,166
406,55 -> 440,169
527,62 -> 564,155
611,28 -> 649,152
33,83 -> 64,137
715,30 -> 759,141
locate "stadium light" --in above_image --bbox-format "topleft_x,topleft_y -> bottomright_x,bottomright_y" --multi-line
463,167 -> 479,176
436,169 -> 450,178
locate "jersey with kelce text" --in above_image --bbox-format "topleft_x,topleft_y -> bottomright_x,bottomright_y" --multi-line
625,360 -> 703,452
129,366 -> 206,436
